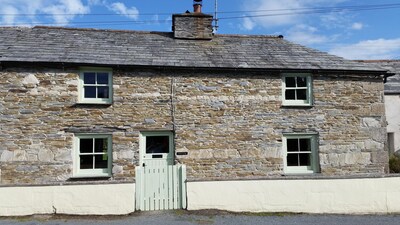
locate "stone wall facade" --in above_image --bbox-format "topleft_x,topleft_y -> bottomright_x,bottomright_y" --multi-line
0,67 -> 388,185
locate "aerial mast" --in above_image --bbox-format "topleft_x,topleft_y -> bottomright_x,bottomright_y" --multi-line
213,0 -> 219,33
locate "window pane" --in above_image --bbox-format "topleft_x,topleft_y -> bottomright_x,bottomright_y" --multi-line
297,77 -> 307,87
95,138 -> 108,153
80,155 -> 93,169
285,77 -> 296,87
94,155 -> 108,169
287,139 -> 299,152
97,86 -> 109,98
287,154 -> 299,166
146,136 -> 169,154
80,139 -> 93,153
299,139 -> 311,152
84,73 -> 96,84
84,86 -> 96,98
285,90 -> 296,100
97,73 -> 109,84
296,89 -> 307,100
299,153 -> 311,166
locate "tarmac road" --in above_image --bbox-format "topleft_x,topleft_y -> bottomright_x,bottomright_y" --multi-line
1,210 -> 400,225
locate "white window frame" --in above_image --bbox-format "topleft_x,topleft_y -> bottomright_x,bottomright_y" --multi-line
73,134 -> 112,177
283,133 -> 319,174
282,73 -> 313,106
78,67 -> 113,104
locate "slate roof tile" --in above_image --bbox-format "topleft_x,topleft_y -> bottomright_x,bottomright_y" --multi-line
0,26 -> 388,73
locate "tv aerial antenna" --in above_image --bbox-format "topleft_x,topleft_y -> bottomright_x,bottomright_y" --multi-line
213,0 -> 219,33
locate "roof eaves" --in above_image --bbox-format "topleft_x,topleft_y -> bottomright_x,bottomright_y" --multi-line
0,60 -> 392,75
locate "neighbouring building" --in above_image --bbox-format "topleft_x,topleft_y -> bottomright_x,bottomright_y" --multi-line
1,3 -> 399,216
358,60 -> 400,155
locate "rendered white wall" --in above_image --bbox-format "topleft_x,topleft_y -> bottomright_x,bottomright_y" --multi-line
187,178 -> 400,214
3,178 -> 400,216
0,183 -> 135,216
385,95 -> 400,153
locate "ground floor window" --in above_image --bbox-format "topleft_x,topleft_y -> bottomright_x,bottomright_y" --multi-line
283,134 -> 319,174
74,134 -> 112,177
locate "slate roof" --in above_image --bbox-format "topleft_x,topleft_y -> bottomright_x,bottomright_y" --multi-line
357,60 -> 400,93
0,26 -> 388,73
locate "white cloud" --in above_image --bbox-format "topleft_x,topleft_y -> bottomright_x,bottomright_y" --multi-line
241,0 -> 350,30
109,2 -> 139,20
329,38 -> 400,60
320,11 -> 352,29
285,24 -> 330,45
1,0 -> 43,26
242,17 -> 256,31
88,0 -> 107,5
351,22 -> 363,30
0,1 -> 141,26
1,5 -> 19,25
0,0 -> 90,26
241,0 -> 304,30
42,0 -> 90,25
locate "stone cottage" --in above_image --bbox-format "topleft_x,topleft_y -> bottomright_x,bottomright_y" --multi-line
1,5 -> 399,216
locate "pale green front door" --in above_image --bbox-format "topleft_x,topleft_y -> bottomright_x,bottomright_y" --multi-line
140,132 -> 174,168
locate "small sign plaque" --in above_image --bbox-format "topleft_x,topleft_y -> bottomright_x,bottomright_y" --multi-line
176,152 -> 188,156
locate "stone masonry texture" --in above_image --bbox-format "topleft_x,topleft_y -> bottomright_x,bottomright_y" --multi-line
173,14 -> 213,40
0,67 -> 388,185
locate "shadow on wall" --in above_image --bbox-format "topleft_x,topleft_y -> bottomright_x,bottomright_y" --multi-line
389,151 -> 400,173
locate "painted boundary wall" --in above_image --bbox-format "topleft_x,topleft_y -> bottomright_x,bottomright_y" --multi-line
0,183 -> 135,216
2,178 -> 400,216
187,177 -> 400,214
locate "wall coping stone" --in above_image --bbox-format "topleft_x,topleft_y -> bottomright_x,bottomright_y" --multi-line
2,174 -> 400,188
187,174 -> 400,182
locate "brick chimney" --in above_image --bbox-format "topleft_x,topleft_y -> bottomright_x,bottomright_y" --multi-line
172,0 -> 213,40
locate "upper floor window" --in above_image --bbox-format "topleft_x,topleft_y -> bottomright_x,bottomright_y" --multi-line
79,68 -> 112,104
74,134 -> 112,177
282,73 -> 312,106
283,134 -> 319,174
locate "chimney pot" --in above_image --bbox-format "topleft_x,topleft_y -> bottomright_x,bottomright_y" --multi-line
193,0 -> 202,13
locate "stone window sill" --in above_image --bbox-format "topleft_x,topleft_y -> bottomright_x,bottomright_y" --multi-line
72,103 -> 112,108
280,105 -> 314,109
67,176 -> 112,182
